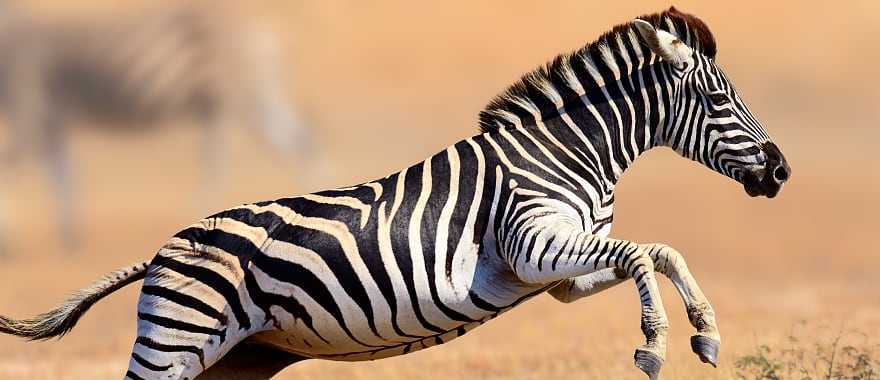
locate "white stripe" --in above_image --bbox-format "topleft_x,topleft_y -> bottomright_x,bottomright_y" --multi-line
407,160 -> 461,329
375,168 -> 438,337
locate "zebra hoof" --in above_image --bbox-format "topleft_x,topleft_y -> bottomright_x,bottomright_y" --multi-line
690,335 -> 719,368
634,348 -> 663,380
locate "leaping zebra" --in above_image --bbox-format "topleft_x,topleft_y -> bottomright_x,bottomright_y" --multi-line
0,7 -> 789,380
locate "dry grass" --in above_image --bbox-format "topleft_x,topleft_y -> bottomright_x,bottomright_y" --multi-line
0,1 -> 878,379
735,322 -> 879,380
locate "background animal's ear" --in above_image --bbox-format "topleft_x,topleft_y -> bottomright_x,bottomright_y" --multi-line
632,19 -> 694,68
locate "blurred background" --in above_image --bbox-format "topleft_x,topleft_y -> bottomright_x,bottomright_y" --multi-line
0,1 -> 877,379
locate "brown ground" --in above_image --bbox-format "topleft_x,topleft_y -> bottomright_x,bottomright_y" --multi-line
0,1 -> 878,379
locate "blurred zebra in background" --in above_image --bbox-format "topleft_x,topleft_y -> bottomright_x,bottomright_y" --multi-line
0,4 -> 313,250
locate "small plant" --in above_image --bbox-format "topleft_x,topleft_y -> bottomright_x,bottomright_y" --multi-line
735,322 -> 879,380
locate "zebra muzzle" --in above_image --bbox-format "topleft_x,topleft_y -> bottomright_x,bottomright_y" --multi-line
743,142 -> 790,198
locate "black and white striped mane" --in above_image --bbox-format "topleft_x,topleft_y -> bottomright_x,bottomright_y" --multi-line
478,6 -> 717,133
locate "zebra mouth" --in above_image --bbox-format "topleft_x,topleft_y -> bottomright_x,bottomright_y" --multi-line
743,170 -> 780,198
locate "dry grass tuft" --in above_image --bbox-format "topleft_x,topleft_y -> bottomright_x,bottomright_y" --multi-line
735,322 -> 880,380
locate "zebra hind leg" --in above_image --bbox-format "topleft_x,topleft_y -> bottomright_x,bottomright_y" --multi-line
125,309 -> 306,380
125,255 -> 255,380
125,295 -> 237,380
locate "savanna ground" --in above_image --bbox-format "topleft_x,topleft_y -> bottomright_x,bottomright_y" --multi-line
0,1 -> 878,379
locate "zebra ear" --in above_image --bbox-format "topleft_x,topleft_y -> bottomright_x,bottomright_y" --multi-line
633,19 -> 694,68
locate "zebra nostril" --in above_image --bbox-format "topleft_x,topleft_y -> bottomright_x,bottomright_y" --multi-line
773,166 -> 789,182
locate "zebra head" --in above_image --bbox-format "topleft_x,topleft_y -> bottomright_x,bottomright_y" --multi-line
633,9 -> 791,198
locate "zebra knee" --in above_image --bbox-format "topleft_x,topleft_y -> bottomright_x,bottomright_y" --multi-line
622,247 -> 656,278
643,243 -> 686,276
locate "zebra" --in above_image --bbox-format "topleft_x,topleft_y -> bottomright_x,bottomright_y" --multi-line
0,4 -> 312,248
0,7 -> 790,380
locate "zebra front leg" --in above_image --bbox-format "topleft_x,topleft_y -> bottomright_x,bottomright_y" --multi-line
547,268 -> 627,303
548,244 -> 721,369
642,243 -> 720,367
510,224 -> 669,380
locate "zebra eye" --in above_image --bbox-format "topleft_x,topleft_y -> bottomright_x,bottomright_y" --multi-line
708,93 -> 730,106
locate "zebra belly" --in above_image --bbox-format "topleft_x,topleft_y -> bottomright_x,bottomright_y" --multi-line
247,277 -> 525,361
249,313 -> 499,361
247,238 -> 542,361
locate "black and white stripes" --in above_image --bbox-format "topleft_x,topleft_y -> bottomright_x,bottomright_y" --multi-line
0,7 -> 789,380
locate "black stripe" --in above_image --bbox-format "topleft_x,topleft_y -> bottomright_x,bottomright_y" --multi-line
445,142 -> 476,280
131,352 -> 172,372
135,336 -> 205,368
174,226 -> 262,267
250,250 -> 385,348
313,186 -> 380,204
150,256 -> 251,330
138,312 -> 225,342
388,165 -> 447,334
620,37 -> 650,152
523,229 -> 544,264
634,269 -> 648,284
606,48 -> 638,163
141,285 -> 227,326
550,236 -> 571,272
125,370 -> 147,380
536,234 -> 556,271
270,223 -> 382,341
242,270 -> 330,345
420,154 -> 476,323
468,290 -> 502,313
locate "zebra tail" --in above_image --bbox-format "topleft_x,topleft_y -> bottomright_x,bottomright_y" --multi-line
0,260 -> 150,340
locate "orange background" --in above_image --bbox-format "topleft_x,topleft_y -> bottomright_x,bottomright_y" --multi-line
0,1 -> 877,379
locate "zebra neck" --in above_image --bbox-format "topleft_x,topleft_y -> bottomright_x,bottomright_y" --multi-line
547,59 -> 673,187
478,45 -> 678,187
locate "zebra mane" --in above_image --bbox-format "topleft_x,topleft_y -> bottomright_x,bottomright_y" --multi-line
478,7 -> 716,133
